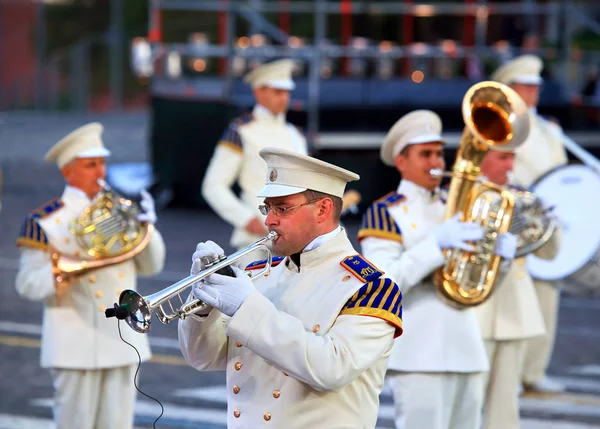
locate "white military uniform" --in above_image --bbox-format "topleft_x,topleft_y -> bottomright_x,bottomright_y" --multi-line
475,182 -> 561,429
15,124 -> 166,429
359,180 -> 489,429
492,55 -> 569,390
179,229 -> 403,429
202,59 -> 308,252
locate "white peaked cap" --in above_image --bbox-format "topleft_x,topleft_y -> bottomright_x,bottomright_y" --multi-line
244,59 -> 296,90
257,147 -> 359,198
491,55 -> 543,86
45,122 -> 111,168
380,110 -> 445,166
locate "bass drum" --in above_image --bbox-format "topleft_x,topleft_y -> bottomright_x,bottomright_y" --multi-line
527,164 -> 600,295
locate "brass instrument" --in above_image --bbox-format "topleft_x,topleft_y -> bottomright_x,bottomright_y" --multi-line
435,81 -> 530,308
52,179 -> 153,286
118,231 -> 279,333
506,190 -> 557,258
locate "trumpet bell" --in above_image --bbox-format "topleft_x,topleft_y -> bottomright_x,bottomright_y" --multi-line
119,290 -> 153,333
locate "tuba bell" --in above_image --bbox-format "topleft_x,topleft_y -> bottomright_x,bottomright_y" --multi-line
434,81 -> 530,309
51,179 -> 153,286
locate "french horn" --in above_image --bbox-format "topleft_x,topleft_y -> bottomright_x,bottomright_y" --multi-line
51,179 -> 153,286
434,81 -> 530,309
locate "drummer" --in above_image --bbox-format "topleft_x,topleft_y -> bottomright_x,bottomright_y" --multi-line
490,55 -> 568,394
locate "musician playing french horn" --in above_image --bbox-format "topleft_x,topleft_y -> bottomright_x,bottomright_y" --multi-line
15,123 -> 166,429
357,110 -> 518,429
476,147 -> 560,429
179,148 -> 403,429
490,54 -> 568,394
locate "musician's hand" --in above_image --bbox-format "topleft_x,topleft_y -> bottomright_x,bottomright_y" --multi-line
245,217 -> 268,235
495,233 -> 518,260
434,214 -> 485,252
192,266 -> 254,317
191,241 -> 224,275
137,190 -> 157,224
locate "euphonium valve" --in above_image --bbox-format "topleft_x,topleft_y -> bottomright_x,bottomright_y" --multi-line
118,231 -> 279,333
434,81 -> 530,308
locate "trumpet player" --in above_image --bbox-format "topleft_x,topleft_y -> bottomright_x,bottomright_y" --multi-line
476,148 -> 559,429
490,55 -> 568,394
179,148 -> 403,429
201,59 -> 308,261
357,110 -> 518,429
15,123 -> 166,429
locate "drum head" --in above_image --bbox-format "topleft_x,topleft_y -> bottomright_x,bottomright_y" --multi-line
527,165 -> 600,281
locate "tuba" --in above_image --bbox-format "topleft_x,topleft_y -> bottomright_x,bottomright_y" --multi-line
117,231 -> 279,333
51,179 -> 153,286
434,81 -> 530,309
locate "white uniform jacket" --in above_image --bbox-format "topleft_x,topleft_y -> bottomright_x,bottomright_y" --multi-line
358,180 -> 489,373
179,229 -> 403,429
16,186 -> 166,369
512,112 -> 568,189
202,105 -> 308,248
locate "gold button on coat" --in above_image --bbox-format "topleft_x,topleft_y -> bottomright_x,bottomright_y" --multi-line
99,305 -> 106,312
235,342 -> 243,348
118,273 -> 125,280
116,289 -> 122,295
64,238 -> 71,244
235,362 -> 242,371
232,385 -> 240,394
95,291 -> 103,298
342,275 -> 351,282
410,223 -> 417,230
264,412 -> 271,421
272,390 -> 280,399
312,324 -> 320,333
517,272 -> 525,279
233,409 -> 241,418
89,275 -> 96,283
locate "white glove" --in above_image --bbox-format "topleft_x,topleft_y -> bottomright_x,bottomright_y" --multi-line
433,214 -> 485,252
191,241 -> 225,275
494,232 -> 518,260
137,190 -> 157,224
192,266 -> 254,317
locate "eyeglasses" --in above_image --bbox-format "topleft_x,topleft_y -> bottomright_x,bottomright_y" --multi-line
258,198 -> 324,216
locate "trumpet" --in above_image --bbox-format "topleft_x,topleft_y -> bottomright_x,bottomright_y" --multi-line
117,231 -> 279,333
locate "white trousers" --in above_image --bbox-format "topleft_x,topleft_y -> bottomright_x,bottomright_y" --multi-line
51,365 -> 136,429
387,371 -> 484,429
522,280 -> 560,384
482,340 -> 524,429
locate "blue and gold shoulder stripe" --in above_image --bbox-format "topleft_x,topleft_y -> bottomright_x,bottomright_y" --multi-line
245,256 -> 285,271
16,198 -> 64,250
357,193 -> 404,243
217,112 -> 254,154
340,276 -> 403,338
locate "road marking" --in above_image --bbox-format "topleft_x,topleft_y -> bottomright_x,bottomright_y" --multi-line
0,334 -> 188,366
0,321 -> 181,350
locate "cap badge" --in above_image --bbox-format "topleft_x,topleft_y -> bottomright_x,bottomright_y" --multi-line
269,169 -> 278,182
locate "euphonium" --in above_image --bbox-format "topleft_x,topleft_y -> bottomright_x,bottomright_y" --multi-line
51,179 -> 153,286
434,81 -> 530,308
118,231 -> 279,333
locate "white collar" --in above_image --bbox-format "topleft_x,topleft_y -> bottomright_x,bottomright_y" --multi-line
302,225 -> 342,253
253,104 -> 286,124
62,185 -> 93,204
397,180 -> 440,203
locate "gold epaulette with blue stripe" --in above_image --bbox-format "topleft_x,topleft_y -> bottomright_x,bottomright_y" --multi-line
375,191 -> 406,207
340,276 -> 403,338
16,198 -> 64,250
356,195 -> 404,243
245,256 -> 285,271
217,112 -> 254,154
340,254 -> 384,283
